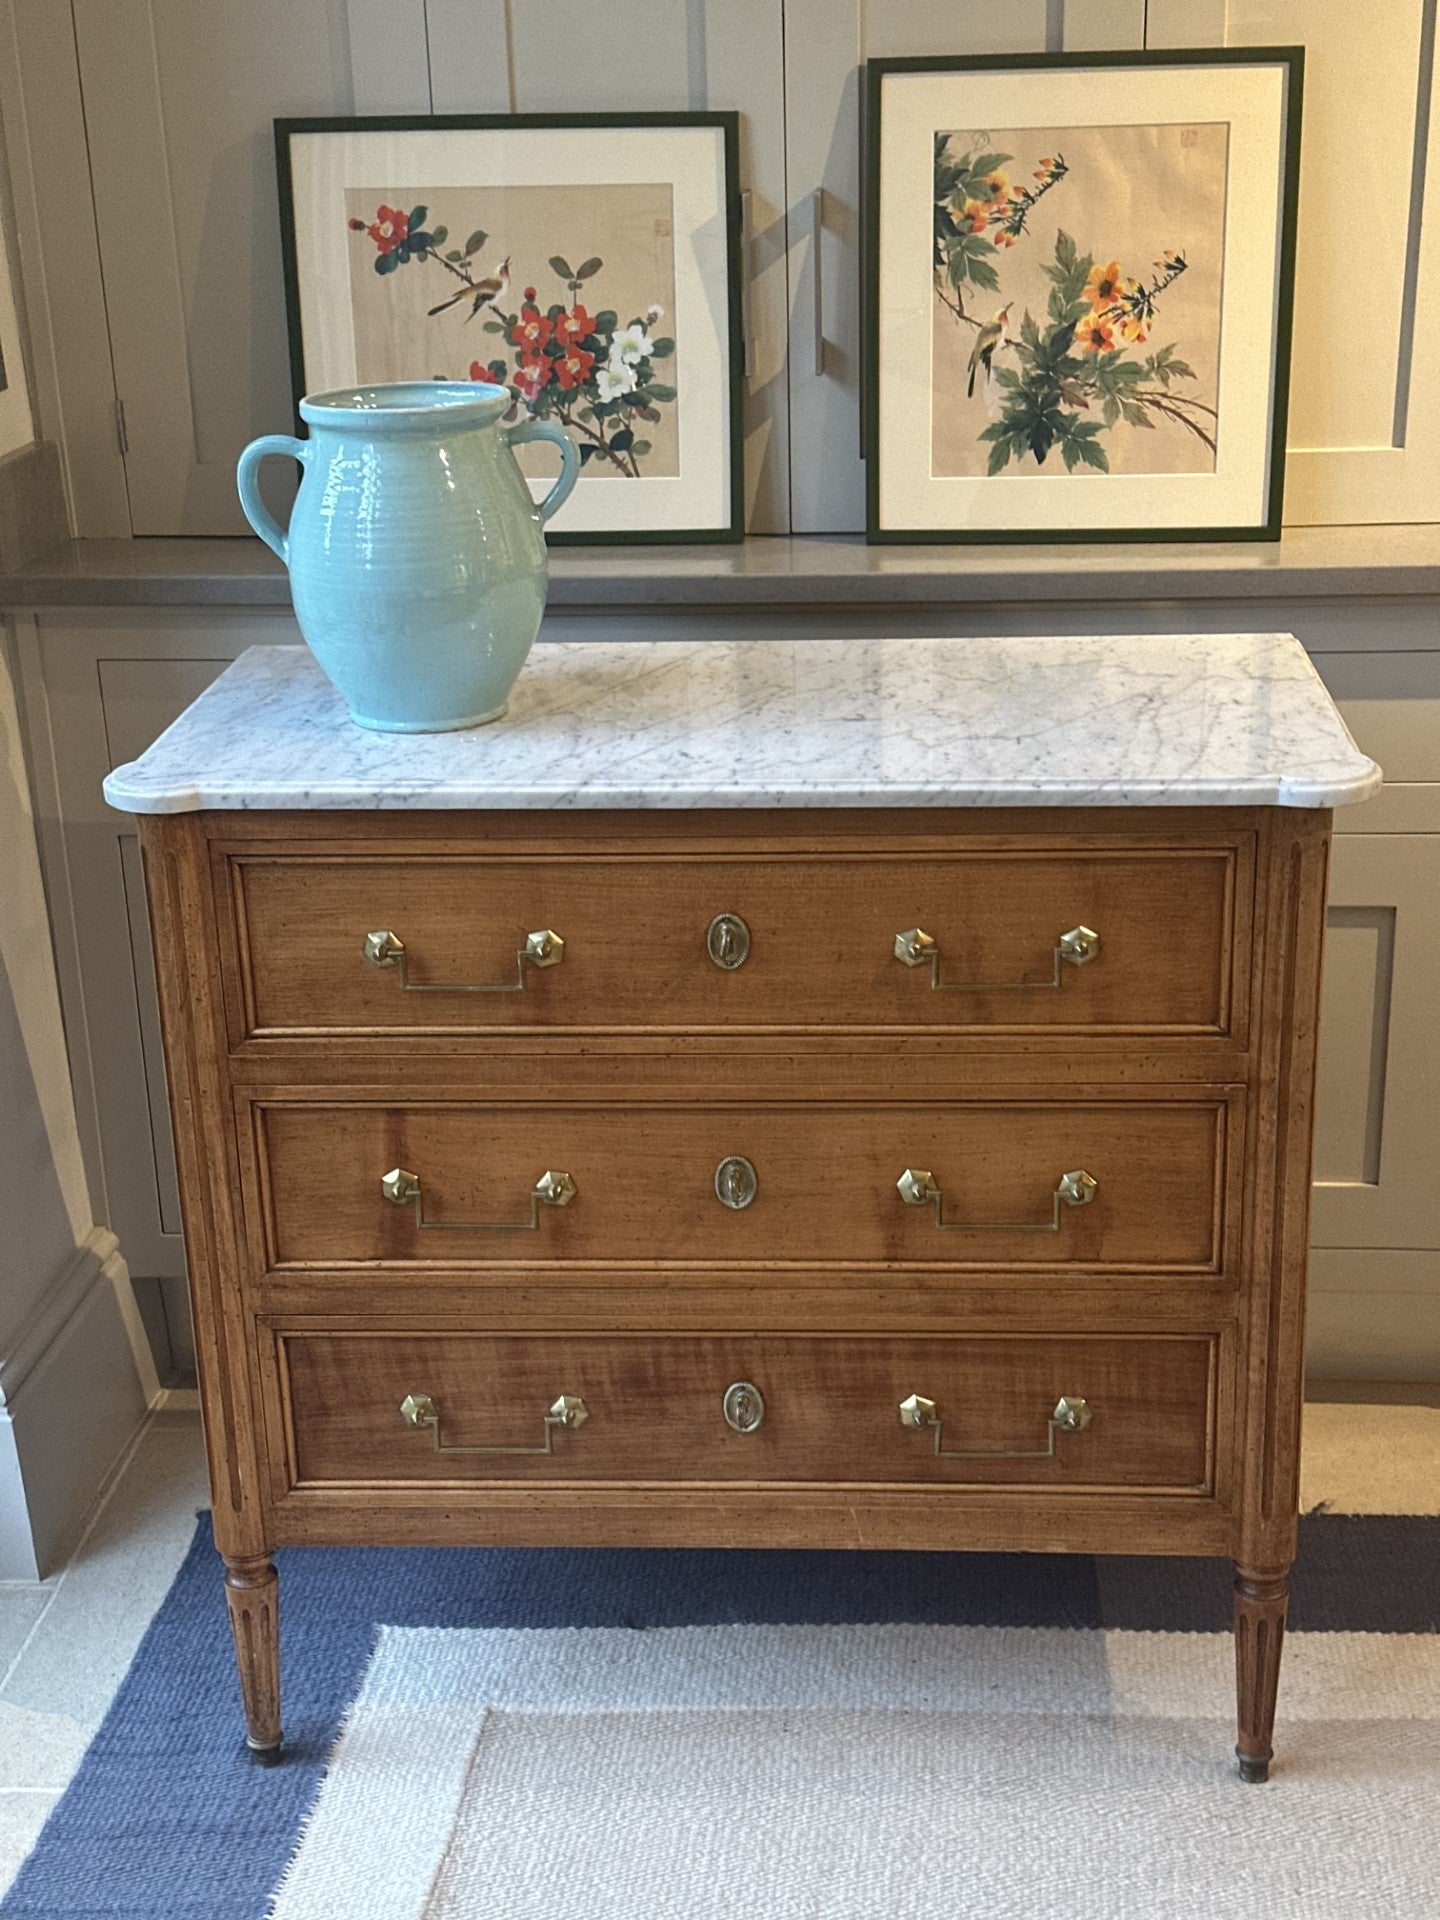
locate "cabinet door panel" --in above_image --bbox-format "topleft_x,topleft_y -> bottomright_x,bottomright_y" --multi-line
1150,0 -> 1440,526
1311,836 -> 1440,1249
69,0 -> 430,534
23,614 -> 299,1375
782,1 -> 1148,531
437,0 -> 790,532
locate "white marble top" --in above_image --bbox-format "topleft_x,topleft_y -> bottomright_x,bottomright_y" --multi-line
102,635 -> 1380,814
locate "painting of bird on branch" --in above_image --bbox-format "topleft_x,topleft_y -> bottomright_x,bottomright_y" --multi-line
930,123 -> 1224,477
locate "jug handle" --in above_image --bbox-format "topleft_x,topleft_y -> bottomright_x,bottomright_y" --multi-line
506,419 -> 581,526
236,434 -> 311,562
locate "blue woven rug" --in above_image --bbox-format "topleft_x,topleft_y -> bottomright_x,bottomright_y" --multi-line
4,1515 -> 1436,1918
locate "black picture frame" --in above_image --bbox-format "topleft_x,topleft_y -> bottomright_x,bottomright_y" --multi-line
862,48 -> 1305,545
274,111 -> 745,546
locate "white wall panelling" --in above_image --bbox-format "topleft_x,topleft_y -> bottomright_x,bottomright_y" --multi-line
67,0 -> 434,536
1150,0 -> 1440,525
781,0 -> 1146,532
0,624 -> 149,1575
0,0 -> 130,532
15,611 -> 294,1375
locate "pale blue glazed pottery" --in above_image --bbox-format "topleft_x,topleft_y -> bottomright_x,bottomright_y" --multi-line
236,382 -> 579,732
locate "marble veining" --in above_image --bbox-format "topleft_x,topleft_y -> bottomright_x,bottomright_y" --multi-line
102,634 -> 1380,814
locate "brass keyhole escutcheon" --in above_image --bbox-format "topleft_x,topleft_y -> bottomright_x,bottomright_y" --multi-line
723,1381 -> 765,1433
706,912 -> 751,970
715,1155 -> 758,1210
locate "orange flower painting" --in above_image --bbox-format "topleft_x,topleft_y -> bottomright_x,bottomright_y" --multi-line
931,122 -> 1225,477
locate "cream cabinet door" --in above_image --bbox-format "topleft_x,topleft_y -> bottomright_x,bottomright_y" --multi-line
1150,0 -> 1440,525
426,0 -> 790,533
1311,837 -> 1440,1251
781,2 -> 1147,532
18,613 -> 299,1373
68,0 -> 431,535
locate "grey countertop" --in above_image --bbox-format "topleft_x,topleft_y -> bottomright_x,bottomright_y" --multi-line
10,525 -> 1440,609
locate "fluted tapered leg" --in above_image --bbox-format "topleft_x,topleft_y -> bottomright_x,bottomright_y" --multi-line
1233,1562 -> 1289,1782
224,1553 -> 281,1761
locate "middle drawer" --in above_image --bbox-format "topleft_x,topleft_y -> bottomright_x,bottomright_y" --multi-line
246,1096 -> 1236,1278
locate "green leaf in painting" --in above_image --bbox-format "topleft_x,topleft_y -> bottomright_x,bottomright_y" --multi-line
609,428 -> 635,452
375,251 -> 399,275
464,230 -> 488,257
646,383 -> 677,403
1081,439 -> 1109,471
445,250 -> 462,262
631,438 -> 652,457
649,337 -> 675,357
429,226 -> 448,247
481,320 -> 505,333
408,206 -> 428,231
548,255 -> 574,280
575,256 -> 603,281
967,255 -> 1000,293
986,436 -> 1013,476
966,152 -> 1012,180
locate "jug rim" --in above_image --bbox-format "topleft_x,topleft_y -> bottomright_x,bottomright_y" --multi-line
300,381 -> 510,429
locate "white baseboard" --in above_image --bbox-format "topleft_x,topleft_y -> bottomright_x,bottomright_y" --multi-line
151,1385 -> 201,1414
0,1228 -> 151,1579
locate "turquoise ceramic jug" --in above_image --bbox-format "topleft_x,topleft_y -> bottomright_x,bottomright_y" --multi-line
236,382 -> 579,732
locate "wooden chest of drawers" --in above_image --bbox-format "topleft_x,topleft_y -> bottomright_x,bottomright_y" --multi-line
141,801 -> 1310,1779
111,635 -> 1378,1784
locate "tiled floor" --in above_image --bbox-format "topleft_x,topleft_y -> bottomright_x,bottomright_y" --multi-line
0,1396 -> 1435,1898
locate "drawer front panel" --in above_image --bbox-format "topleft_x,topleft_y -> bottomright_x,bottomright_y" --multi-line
253,1099 -> 1230,1274
230,846 -> 1242,1038
277,1331 -> 1216,1491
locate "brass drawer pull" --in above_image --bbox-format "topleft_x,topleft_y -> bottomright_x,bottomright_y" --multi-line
399,1391 -> 588,1455
899,1393 -> 1093,1459
381,1166 -> 576,1229
897,1166 -> 1097,1231
893,924 -> 1099,989
363,927 -> 564,991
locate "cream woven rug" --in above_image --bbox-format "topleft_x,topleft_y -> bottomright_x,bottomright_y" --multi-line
269,1621 -> 1440,1919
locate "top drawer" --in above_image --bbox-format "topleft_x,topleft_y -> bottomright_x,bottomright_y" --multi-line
225,842 -> 1247,1041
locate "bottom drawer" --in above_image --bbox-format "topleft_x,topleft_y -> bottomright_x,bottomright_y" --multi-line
277,1331 -> 1216,1493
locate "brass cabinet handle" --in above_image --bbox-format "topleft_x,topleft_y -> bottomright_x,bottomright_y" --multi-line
899,1393 -> 1093,1459
399,1391 -> 588,1455
896,1166 -> 1097,1231
362,927 -> 564,991
381,1166 -> 576,1230
893,924 -> 1099,990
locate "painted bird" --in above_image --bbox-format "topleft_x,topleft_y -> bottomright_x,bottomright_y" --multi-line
967,302 -> 1012,397
428,256 -> 511,321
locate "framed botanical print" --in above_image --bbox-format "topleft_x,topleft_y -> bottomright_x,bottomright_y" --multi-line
275,113 -> 743,544
864,49 -> 1304,543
